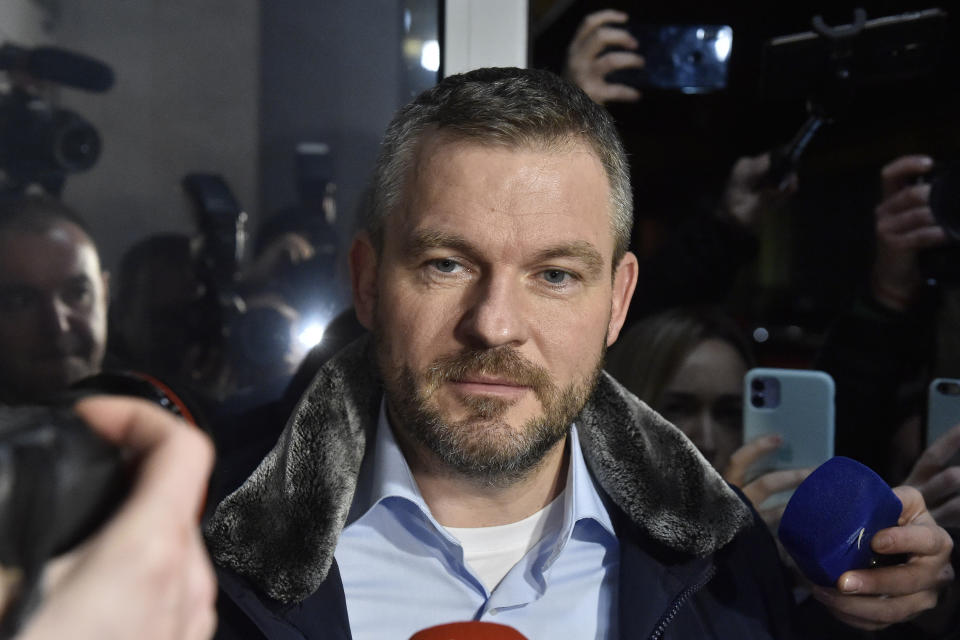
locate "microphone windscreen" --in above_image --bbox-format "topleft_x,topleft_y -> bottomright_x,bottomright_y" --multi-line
409,621 -> 528,639
27,46 -> 114,92
778,456 -> 902,586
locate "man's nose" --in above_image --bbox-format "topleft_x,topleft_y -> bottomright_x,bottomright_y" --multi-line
37,296 -> 73,335
456,273 -> 528,349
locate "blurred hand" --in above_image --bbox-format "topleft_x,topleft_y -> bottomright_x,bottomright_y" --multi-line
722,434 -> 811,529
811,486 -> 955,631
872,155 -> 947,311
565,10 -> 644,105
244,232 -> 316,285
905,422 -> 960,528
718,152 -> 798,230
15,397 -> 216,640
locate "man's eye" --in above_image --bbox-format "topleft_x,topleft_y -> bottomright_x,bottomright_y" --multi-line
430,259 -> 461,273
62,284 -> 93,307
541,269 -> 571,285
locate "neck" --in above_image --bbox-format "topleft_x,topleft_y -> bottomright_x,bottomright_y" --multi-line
394,426 -> 570,528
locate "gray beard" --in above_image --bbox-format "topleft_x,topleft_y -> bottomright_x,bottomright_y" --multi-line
378,340 -> 603,487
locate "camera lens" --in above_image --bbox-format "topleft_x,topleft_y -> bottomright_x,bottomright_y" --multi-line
751,378 -> 764,391
751,392 -> 765,408
52,112 -> 100,171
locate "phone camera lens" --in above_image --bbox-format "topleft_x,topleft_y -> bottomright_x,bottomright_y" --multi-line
751,392 -> 765,408
751,379 -> 765,392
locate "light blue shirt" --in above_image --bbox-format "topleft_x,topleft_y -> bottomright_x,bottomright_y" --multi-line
334,402 -> 620,640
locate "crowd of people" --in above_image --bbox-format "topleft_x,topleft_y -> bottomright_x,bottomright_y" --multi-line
1,6 -> 959,640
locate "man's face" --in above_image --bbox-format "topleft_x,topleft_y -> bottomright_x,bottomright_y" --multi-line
0,221 -> 108,401
353,135 -> 637,482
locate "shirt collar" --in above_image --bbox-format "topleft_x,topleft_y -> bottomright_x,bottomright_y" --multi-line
349,397 -> 616,542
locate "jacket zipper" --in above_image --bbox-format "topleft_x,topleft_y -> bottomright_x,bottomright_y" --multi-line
646,565 -> 718,640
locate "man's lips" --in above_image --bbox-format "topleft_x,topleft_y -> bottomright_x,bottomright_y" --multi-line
448,376 -> 531,397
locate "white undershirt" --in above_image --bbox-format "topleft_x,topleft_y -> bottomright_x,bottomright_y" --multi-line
443,493 -> 564,593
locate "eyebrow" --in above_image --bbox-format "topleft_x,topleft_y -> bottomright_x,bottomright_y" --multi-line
531,241 -> 604,279
406,231 -> 606,278
406,230 -> 478,257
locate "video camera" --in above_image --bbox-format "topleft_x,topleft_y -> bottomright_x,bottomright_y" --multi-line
0,43 -> 114,196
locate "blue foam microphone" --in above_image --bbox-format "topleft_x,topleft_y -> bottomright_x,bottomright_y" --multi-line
778,456 -> 904,587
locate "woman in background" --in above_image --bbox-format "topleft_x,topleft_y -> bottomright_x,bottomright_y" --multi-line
605,307 -> 810,526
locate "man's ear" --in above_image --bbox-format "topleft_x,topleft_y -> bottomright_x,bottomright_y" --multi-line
606,251 -> 638,347
350,232 -> 378,330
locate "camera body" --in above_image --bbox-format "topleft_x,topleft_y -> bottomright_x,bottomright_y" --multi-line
919,160 -> 960,283
0,88 -> 101,196
0,405 -> 125,570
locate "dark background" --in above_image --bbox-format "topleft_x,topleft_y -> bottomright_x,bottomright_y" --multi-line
532,0 -> 960,355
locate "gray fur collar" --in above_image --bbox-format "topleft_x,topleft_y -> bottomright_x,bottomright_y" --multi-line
204,335 -> 753,604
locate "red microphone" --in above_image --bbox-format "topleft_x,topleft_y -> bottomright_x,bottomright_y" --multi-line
409,621 -> 528,639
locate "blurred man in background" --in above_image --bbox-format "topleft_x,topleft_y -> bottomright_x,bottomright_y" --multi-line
0,196 -> 108,403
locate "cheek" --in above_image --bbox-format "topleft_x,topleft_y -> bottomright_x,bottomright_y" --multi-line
376,286 -> 458,365
537,303 -> 608,377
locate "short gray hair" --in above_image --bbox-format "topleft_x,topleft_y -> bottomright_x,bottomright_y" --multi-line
366,67 -> 633,266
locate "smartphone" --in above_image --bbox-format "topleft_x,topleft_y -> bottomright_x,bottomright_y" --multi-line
604,24 -> 733,94
743,368 -> 835,507
926,379 -> 960,466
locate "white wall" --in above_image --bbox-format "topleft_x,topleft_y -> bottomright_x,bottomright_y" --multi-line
444,0 -> 528,76
46,1 -> 260,270
0,0 -> 48,45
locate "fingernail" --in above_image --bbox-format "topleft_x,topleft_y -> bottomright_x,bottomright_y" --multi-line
840,575 -> 862,593
873,533 -> 892,552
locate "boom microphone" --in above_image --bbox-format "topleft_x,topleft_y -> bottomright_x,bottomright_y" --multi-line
778,456 -> 904,586
0,44 -> 114,92
409,621 -> 528,639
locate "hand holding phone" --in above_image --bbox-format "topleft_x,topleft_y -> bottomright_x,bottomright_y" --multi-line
722,434 -> 811,527
742,368 -> 835,508
904,381 -> 960,527
603,23 -> 732,94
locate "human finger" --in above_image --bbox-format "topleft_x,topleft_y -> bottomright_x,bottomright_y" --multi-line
572,10 -> 631,45
722,434 -> 781,486
875,183 -> 931,219
178,527 -> 218,640
593,50 -> 645,75
757,502 -> 788,529
876,205 -> 936,235
908,422 -> 960,482
916,466 -> 960,511
741,468 -> 811,508
73,396 -> 213,526
811,586 -> 938,630
579,26 -> 640,58
731,153 -> 771,183
587,83 -> 642,104
879,220 -> 949,253
881,155 -> 934,198
931,493 -> 960,526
